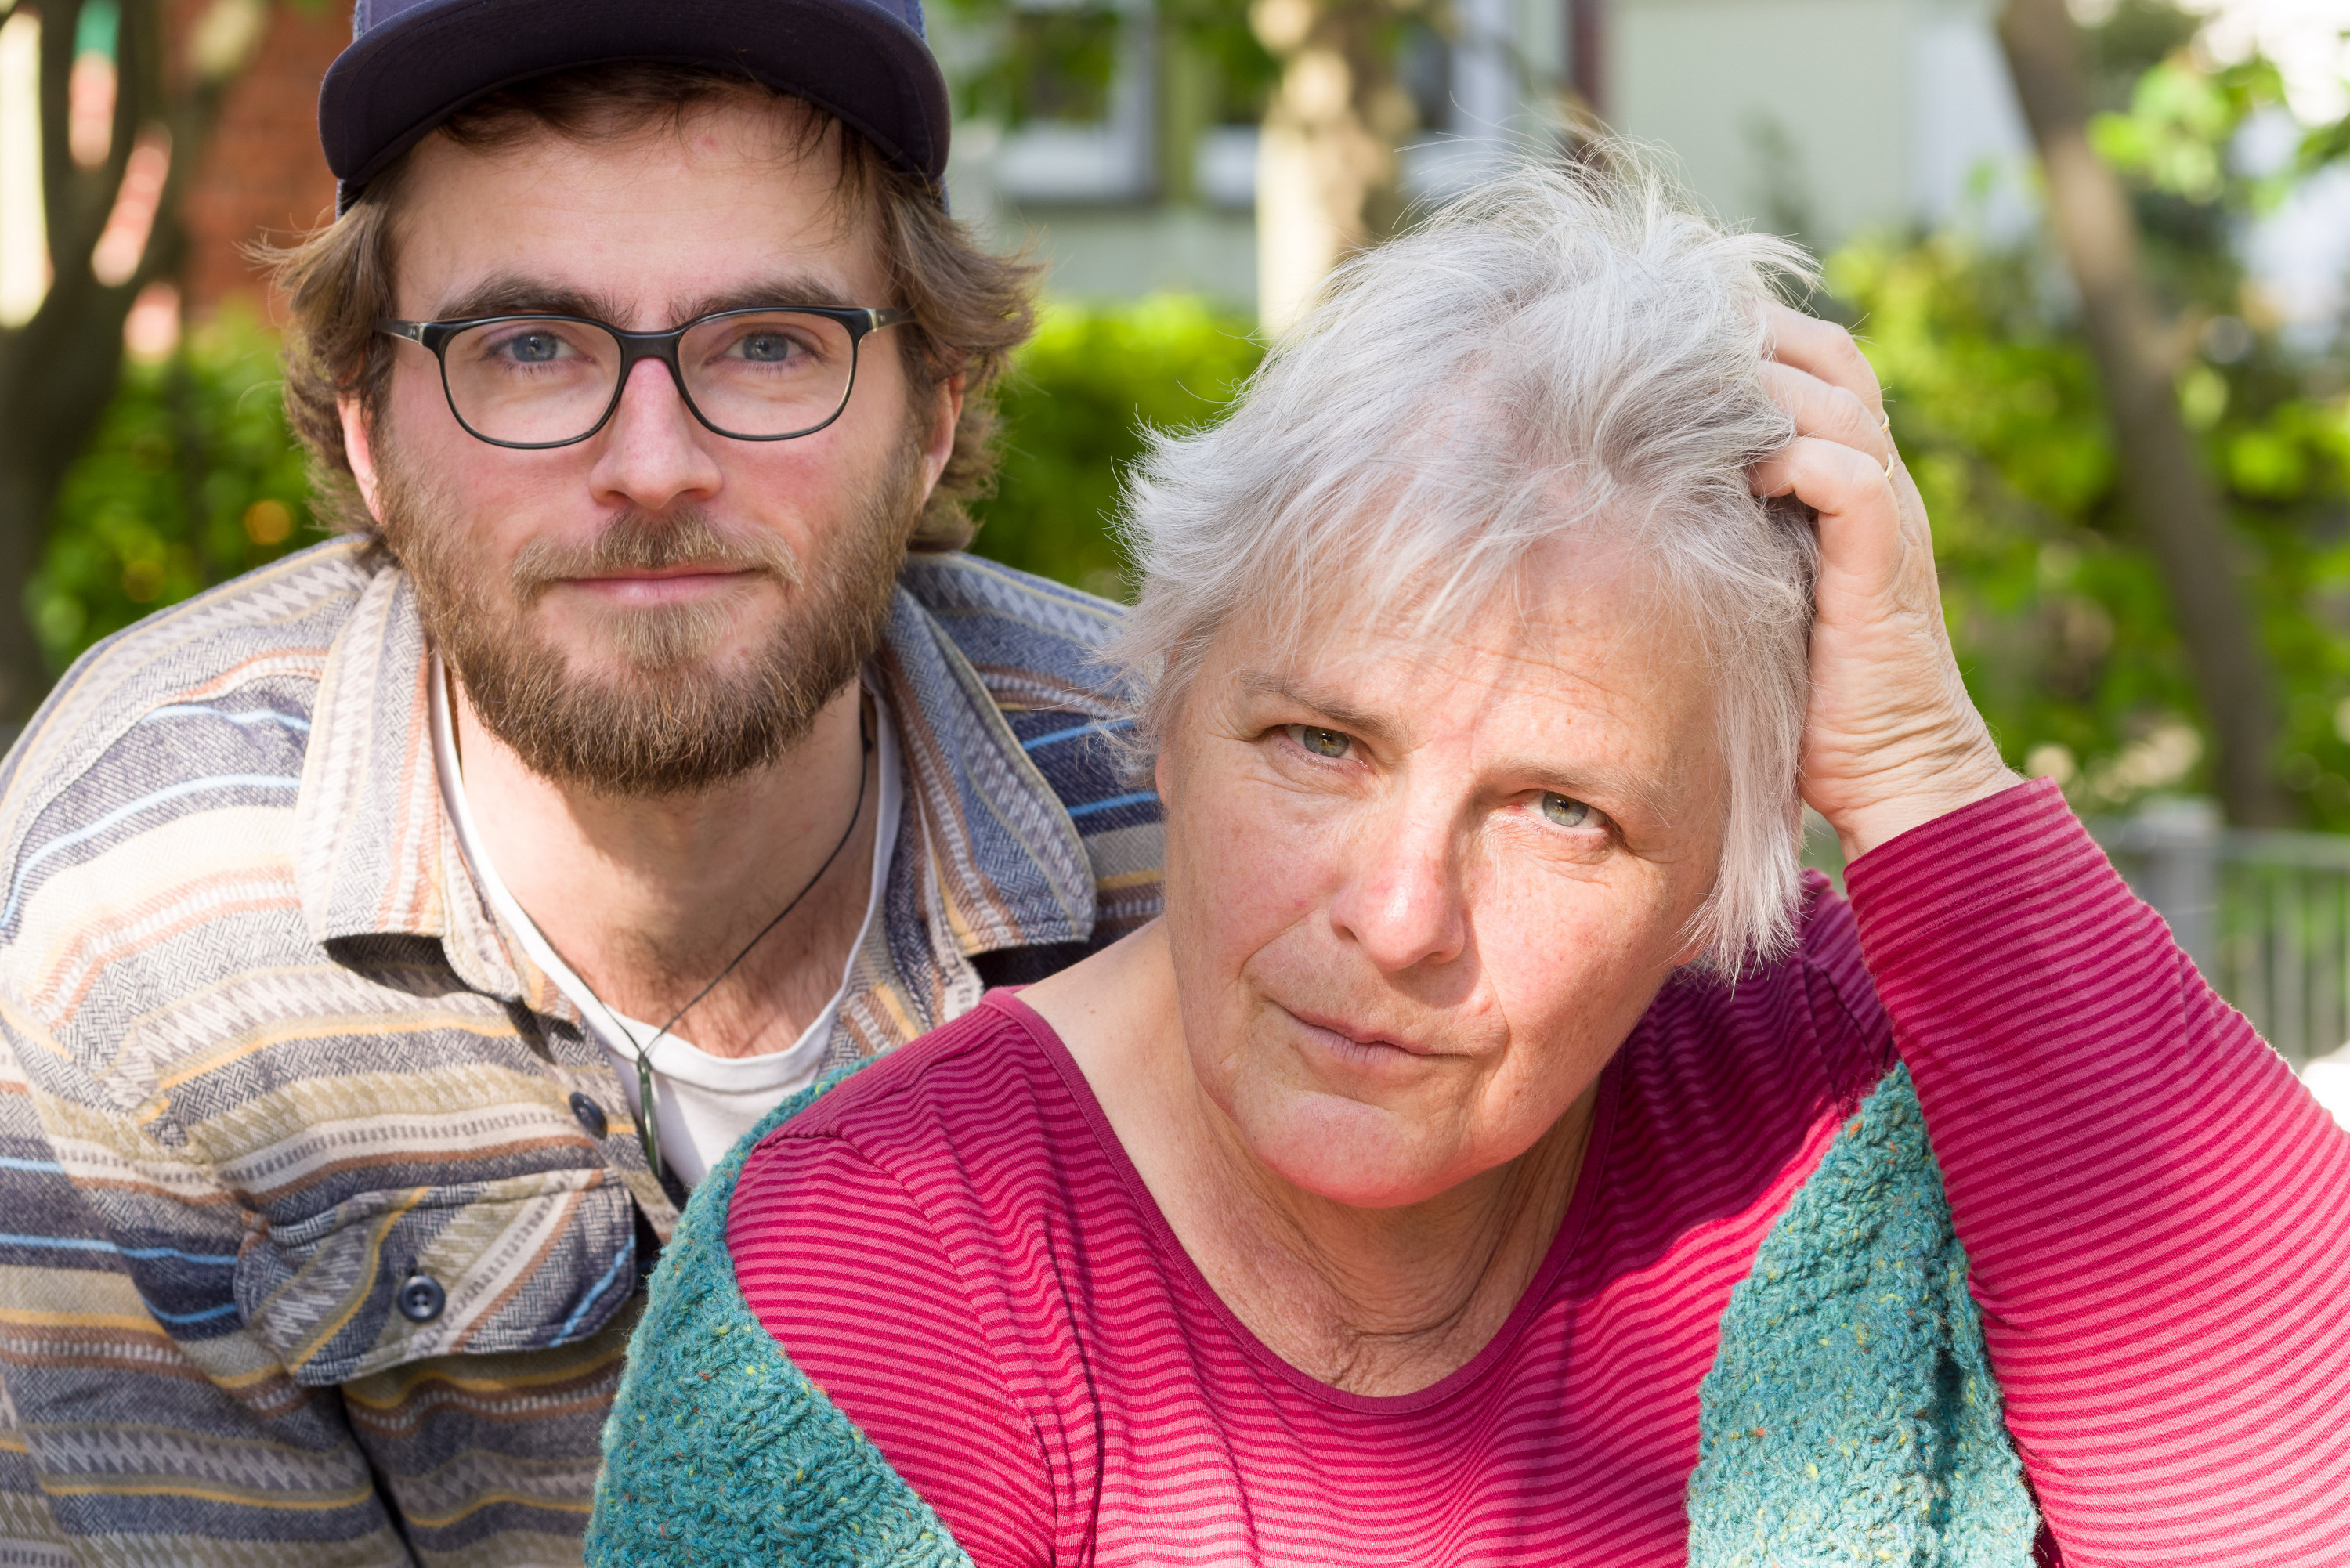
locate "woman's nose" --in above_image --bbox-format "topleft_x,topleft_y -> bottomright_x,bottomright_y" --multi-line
1325,807 -> 1470,974
587,357 -> 724,514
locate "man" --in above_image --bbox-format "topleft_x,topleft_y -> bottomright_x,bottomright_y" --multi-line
0,1 -> 1161,1559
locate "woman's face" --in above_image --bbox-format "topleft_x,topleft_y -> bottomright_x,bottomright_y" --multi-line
1155,547 -> 1727,1209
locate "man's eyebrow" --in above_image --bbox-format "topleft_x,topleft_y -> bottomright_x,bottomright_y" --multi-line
428,274 -> 866,327
432,276 -> 624,323
676,274 -> 862,320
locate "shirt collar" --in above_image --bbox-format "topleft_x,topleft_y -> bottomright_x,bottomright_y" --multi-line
868,583 -> 1098,958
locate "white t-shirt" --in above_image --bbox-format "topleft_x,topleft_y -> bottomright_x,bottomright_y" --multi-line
429,658 -> 900,1186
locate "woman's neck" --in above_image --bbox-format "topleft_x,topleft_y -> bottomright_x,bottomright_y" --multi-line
1025,927 -> 1597,1397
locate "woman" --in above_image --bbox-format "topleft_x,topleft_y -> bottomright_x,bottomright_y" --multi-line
589,162 -> 2350,1566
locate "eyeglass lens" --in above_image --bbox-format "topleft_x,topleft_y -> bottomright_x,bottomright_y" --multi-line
439,313 -> 862,444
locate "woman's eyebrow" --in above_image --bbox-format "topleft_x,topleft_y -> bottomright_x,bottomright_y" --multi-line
1238,671 -> 1401,748
1238,670 -> 1676,815
1491,752 -> 1673,819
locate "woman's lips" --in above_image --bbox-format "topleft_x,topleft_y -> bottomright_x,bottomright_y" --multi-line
1284,1004 -> 1437,1057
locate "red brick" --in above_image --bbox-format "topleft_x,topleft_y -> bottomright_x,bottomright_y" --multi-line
180,0 -> 350,320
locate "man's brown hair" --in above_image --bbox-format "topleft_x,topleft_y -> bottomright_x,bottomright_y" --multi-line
270,63 -> 1039,552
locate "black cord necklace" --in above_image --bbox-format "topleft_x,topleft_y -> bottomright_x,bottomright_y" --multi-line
628,704 -> 873,1178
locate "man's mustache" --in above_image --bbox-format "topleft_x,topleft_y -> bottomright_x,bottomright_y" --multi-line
508,511 -> 804,602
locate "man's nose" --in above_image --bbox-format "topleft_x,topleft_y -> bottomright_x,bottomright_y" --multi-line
1326,801 -> 1471,974
586,357 -> 725,514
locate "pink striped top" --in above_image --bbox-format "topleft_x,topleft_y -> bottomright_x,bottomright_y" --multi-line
728,781 -> 2350,1566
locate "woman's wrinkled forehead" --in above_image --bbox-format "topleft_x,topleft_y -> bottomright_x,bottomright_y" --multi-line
1227,519 -> 1679,685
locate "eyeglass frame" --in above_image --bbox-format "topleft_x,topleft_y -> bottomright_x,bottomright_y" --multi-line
374,304 -> 919,450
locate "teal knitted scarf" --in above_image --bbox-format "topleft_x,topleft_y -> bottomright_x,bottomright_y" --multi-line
588,1064 -> 2039,1566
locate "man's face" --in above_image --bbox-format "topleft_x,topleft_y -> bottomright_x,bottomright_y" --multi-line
343,96 -> 956,795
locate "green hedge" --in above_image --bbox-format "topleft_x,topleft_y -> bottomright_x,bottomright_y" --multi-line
31,306 -> 315,670
964,294 -> 1263,598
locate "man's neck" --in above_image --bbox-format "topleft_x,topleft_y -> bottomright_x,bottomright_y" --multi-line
450,674 -> 880,1059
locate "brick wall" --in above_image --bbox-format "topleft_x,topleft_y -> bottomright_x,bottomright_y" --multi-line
180,0 -> 351,316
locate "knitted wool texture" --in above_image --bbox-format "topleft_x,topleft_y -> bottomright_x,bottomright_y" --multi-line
588,1065 -> 2037,1566
587,1062 -> 971,1568
1685,1065 -> 2039,1565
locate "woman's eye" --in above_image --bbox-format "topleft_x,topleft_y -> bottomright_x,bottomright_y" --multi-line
1541,792 -> 1593,828
1285,724 -> 1351,759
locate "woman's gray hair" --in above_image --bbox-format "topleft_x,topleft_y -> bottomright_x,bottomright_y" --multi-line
1106,150 -> 1820,971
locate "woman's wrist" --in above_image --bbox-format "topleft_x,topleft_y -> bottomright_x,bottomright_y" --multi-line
1827,748 -> 2024,864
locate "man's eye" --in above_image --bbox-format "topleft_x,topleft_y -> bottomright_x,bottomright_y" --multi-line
1285,724 -> 1350,759
1541,792 -> 1593,828
731,332 -> 801,363
501,332 -> 567,364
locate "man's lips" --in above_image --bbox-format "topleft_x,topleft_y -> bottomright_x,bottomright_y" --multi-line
567,564 -> 757,583
551,565 -> 762,602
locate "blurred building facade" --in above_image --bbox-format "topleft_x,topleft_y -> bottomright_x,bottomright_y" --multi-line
6,0 -> 2034,327
950,0 -> 2037,308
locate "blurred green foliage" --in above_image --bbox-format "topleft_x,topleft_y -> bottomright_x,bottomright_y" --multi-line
967,295 -> 1263,598
30,307 -> 316,674
936,0 -> 1278,130
1833,16 -> 2350,824
1833,233 -> 2350,822
24,13 -> 2350,834
956,6 -> 1126,126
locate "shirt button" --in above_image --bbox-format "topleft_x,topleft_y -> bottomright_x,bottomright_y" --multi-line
396,1273 -> 446,1324
568,1091 -> 609,1139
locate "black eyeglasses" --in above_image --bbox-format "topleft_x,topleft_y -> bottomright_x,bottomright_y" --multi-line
375,305 -> 916,449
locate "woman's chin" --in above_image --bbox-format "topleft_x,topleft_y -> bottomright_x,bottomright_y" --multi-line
1241,1097 -> 1477,1210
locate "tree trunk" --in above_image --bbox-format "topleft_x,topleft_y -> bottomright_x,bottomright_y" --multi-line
1250,0 -> 1415,334
0,0 -> 264,721
1998,0 -> 2291,826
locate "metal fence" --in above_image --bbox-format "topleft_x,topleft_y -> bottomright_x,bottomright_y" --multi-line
2093,800 -> 2350,1069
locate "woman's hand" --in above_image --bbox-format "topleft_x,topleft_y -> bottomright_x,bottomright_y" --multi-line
1750,302 -> 2019,862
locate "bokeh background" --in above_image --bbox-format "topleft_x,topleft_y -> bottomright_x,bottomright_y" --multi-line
6,0 -> 2350,1078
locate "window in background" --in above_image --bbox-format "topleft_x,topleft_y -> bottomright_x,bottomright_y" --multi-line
1401,0 -> 1521,199
992,0 -> 1158,203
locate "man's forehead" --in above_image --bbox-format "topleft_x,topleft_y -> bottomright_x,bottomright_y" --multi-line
392,111 -> 884,319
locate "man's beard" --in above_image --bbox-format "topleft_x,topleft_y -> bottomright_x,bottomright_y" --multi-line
379,439 -> 920,798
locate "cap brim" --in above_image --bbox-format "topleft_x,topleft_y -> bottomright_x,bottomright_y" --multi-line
321,0 -> 949,205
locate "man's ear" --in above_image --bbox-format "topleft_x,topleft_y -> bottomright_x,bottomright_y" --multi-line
917,372 -> 964,500
338,393 -> 384,520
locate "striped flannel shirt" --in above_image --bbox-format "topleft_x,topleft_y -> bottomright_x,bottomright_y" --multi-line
0,538 -> 1163,1566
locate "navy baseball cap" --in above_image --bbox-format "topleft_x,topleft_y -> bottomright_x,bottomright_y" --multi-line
319,0 -> 952,212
